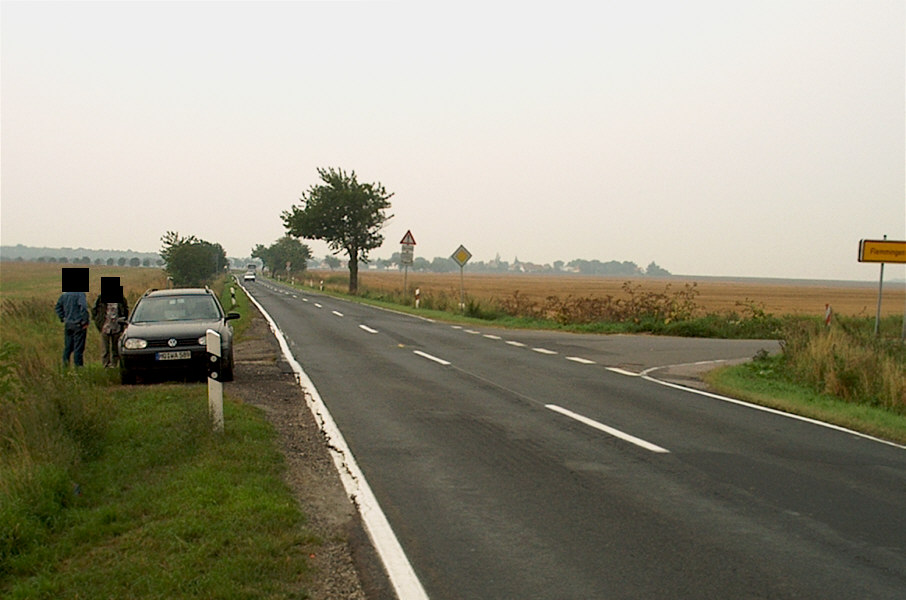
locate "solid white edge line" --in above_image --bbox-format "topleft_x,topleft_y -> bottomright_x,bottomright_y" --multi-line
359,324 -> 379,334
413,350 -> 451,366
239,280 -> 430,599
606,367 -> 640,377
641,375 -> 906,451
546,404 -> 670,453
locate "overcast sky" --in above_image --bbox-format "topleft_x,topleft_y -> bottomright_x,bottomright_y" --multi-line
2,1 -> 904,281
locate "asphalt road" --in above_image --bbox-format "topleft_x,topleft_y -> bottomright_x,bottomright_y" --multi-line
243,278 -> 906,600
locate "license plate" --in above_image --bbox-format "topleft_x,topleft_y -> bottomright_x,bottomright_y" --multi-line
156,350 -> 191,361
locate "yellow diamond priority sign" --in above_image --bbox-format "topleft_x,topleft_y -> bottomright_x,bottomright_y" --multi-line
451,245 -> 472,267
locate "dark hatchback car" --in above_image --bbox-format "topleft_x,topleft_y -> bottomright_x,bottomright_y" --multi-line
119,288 -> 239,384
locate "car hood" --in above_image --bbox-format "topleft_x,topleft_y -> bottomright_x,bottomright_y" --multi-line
124,320 -> 229,338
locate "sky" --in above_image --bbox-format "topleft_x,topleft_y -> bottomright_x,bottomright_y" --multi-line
1,1 -> 904,281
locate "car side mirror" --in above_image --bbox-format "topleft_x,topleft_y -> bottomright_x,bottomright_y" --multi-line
225,312 -> 240,321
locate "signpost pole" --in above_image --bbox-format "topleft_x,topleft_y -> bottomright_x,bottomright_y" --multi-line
874,235 -> 887,336
450,244 -> 472,313
400,230 -> 416,300
459,265 -> 465,312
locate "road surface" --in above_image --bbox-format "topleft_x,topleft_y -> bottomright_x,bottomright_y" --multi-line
243,278 -> 905,599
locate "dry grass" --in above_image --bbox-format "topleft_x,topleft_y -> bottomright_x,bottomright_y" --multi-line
339,270 -> 906,317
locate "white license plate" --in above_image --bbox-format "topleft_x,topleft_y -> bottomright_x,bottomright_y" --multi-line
156,350 -> 192,361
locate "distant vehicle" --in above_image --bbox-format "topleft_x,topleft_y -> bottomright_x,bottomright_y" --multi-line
119,288 -> 239,384
243,272 -> 256,281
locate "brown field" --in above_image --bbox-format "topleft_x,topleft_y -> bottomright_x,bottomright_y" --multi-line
340,270 -> 906,317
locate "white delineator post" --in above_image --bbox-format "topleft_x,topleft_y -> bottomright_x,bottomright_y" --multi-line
206,328 -> 224,433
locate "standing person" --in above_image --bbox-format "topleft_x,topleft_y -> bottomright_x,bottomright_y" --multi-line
55,268 -> 91,367
93,278 -> 129,368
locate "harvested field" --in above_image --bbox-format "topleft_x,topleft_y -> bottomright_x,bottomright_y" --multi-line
337,271 -> 906,317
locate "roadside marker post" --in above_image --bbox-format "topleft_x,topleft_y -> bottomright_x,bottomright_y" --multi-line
206,329 -> 224,433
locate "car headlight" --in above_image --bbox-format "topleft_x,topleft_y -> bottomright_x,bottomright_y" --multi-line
124,338 -> 147,350
198,336 -> 207,346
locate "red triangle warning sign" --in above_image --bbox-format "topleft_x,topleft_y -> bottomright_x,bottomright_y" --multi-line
400,230 -> 416,245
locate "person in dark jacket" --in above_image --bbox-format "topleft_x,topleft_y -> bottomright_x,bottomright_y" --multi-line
55,288 -> 90,367
93,278 -> 129,368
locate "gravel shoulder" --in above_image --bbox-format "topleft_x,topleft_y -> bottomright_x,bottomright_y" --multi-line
226,307 -> 395,600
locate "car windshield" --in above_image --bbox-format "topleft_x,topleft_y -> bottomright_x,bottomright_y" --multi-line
131,296 -> 221,323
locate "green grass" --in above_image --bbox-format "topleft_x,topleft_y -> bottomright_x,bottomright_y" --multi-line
706,354 -> 906,445
2,385 -> 316,599
1,268 -> 318,598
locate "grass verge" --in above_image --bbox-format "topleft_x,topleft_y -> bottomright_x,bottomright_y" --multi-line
1,269 -> 317,598
706,355 -> 906,445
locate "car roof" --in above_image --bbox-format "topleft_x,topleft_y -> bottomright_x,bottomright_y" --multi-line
143,288 -> 214,298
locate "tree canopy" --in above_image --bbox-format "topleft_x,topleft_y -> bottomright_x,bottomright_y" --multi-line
251,236 -> 312,276
160,231 -> 228,287
282,167 -> 393,294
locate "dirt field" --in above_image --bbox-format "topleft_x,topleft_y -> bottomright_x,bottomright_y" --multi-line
340,270 -> 906,317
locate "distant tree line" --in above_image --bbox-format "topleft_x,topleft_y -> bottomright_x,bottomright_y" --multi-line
312,253 -> 672,276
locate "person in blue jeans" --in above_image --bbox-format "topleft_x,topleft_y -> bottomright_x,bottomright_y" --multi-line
55,287 -> 90,367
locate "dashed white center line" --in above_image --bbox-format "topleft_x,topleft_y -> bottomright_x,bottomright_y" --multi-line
332,310 -> 344,317
532,347 -> 558,355
450,325 -> 463,330
314,303 -> 323,309
302,298 -> 309,302
359,325 -> 379,334
546,404 -> 670,454
464,329 -> 481,335
483,334 -> 502,340
566,356 -> 596,365
413,350 -> 451,366
506,341 -> 527,347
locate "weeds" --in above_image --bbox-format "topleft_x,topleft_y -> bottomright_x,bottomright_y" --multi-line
780,318 -> 905,413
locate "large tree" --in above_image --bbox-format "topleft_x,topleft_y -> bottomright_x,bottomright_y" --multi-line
282,167 -> 393,294
251,235 -> 312,276
160,231 -> 228,287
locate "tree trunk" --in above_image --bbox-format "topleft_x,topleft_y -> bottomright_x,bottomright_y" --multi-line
347,247 -> 359,294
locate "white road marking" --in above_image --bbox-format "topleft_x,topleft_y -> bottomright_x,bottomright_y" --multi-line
332,310 -> 344,317
642,375 -> 906,450
606,367 -> 640,377
451,325 -> 463,330
566,356 -> 596,365
292,295 -> 298,298
359,325 -> 379,334
314,303 -> 323,308
239,281 -> 429,599
414,350 -> 451,366
506,341 -> 527,347
302,298 -> 309,302
464,329 -> 481,335
483,334 -> 502,340
546,404 -> 670,454
532,347 -> 558,355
